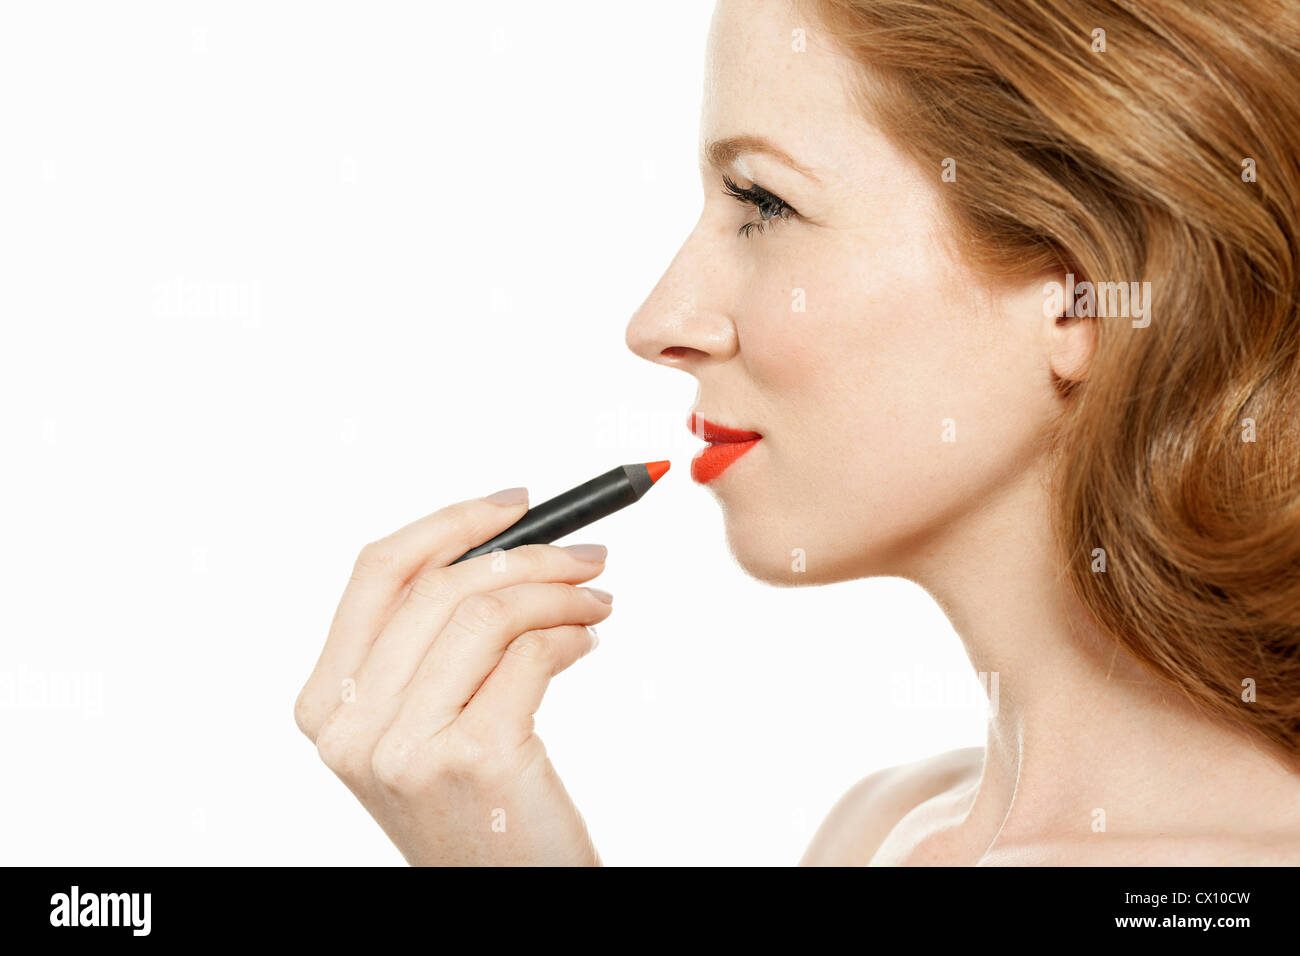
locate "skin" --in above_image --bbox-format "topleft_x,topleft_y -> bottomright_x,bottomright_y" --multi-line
626,0 -> 1300,865
295,495 -> 613,866
298,0 -> 1300,865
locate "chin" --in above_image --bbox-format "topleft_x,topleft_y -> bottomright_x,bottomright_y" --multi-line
722,517 -> 880,587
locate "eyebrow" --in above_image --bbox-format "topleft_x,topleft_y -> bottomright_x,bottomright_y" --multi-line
704,135 -> 821,183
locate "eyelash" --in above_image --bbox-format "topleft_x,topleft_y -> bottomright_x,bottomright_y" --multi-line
721,174 -> 798,237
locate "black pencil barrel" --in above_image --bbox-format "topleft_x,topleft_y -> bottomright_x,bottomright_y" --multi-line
450,464 -> 650,564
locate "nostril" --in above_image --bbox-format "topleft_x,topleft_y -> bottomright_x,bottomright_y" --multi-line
661,346 -> 706,362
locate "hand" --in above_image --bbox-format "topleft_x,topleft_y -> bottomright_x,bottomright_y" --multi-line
294,488 -> 613,865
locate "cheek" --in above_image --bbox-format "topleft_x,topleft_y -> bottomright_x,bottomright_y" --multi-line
741,233 -> 988,438
727,233 -> 1045,577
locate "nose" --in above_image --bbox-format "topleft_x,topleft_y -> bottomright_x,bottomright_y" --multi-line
625,223 -> 739,372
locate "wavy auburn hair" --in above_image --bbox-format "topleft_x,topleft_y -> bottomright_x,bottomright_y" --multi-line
808,0 -> 1300,755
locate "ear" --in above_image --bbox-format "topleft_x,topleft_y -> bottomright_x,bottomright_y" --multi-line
1005,270 -> 1098,389
1047,307 -> 1097,385
1032,269 -> 1096,386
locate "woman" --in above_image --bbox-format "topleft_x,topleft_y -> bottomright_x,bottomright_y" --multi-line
294,0 -> 1300,864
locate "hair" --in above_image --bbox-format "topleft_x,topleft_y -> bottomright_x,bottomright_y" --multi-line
807,0 -> 1300,756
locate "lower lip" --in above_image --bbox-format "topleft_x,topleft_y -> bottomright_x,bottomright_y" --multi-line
691,438 -> 761,483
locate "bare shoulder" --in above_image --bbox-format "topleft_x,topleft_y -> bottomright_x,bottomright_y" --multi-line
800,746 -> 984,866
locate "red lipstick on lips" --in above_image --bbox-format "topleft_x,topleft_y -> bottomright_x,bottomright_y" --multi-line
689,413 -> 762,483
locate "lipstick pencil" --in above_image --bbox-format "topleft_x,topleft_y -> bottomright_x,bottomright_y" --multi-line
450,461 -> 671,564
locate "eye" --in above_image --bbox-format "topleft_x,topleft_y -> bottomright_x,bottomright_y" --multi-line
721,174 -> 799,237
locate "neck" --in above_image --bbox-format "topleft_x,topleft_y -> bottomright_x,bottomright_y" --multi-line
900,464 -> 1299,859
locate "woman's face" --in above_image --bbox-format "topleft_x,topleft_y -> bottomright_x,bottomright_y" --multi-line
626,0 -> 1060,585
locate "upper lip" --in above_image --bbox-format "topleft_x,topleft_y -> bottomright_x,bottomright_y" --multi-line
689,413 -> 762,443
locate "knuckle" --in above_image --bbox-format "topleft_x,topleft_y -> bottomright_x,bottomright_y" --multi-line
371,735 -> 427,792
508,545 -> 552,575
506,629 -> 555,664
407,567 -> 457,605
352,538 -> 397,579
565,582 -> 594,602
452,590 -> 512,632
293,687 -> 319,740
435,502 -> 480,546
436,727 -> 493,778
555,582 -> 597,612
315,715 -> 369,780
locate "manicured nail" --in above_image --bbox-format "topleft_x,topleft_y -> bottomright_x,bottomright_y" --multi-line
585,587 -> 614,604
485,487 -> 528,506
587,626 -> 600,650
563,544 -> 607,563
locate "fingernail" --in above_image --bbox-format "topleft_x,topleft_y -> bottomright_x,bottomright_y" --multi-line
587,626 -> 600,650
485,487 -> 528,506
563,543 -> 607,563
585,587 -> 614,604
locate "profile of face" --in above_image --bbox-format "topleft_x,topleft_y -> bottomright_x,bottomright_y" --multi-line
626,0 -> 1087,586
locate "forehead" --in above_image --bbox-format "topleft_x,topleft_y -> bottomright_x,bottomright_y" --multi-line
701,0 -> 869,172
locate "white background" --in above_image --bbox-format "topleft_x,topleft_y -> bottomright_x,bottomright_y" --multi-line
0,1 -> 984,865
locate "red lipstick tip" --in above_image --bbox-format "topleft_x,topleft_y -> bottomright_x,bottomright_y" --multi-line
645,460 -> 671,484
